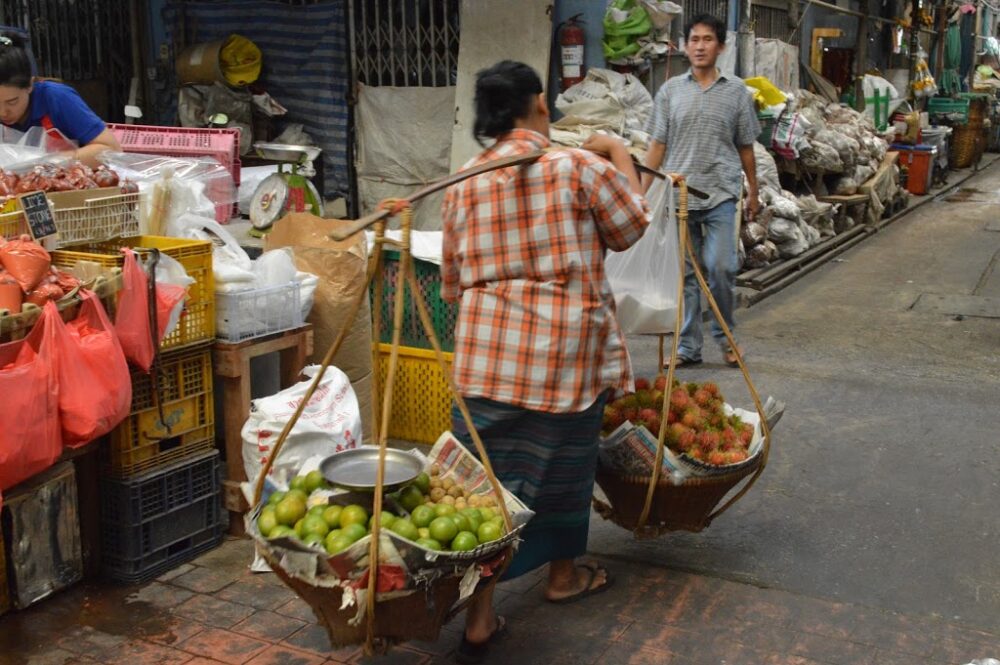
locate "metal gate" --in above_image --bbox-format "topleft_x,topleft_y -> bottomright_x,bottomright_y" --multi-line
0,0 -> 134,122
683,0 -> 730,22
349,0 -> 460,87
751,2 -> 792,40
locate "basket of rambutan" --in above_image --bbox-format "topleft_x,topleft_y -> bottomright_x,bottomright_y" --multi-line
593,375 -> 770,536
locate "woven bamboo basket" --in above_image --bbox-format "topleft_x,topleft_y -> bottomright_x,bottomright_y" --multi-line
593,458 -> 763,535
951,123 -> 986,169
261,547 -> 464,645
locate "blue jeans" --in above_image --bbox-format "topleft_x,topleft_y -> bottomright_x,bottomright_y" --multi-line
678,200 -> 738,360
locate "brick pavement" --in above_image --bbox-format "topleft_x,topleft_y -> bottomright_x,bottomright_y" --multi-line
2,538 -> 997,665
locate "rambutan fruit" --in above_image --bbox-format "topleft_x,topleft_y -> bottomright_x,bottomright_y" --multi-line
707,450 -> 728,466
693,389 -> 712,407
698,430 -> 720,452
677,429 -> 697,452
634,377 -> 651,391
670,388 -> 690,411
703,381 -> 720,397
653,374 -> 668,391
638,408 -> 659,423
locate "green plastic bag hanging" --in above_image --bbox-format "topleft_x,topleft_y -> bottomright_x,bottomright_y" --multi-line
603,0 -> 652,61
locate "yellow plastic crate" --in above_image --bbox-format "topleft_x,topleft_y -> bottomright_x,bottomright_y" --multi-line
51,235 -> 215,350
376,344 -> 453,445
105,345 -> 215,477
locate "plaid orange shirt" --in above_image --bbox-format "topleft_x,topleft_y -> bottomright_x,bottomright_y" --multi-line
441,129 -> 650,413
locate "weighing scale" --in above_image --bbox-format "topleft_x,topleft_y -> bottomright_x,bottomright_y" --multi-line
248,142 -> 324,236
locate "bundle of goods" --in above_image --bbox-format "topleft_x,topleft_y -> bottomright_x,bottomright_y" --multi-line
0,162 -> 135,203
248,434 -> 532,647
746,90 -> 899,267
599,376 -> 763,479
0,235 -> 81,314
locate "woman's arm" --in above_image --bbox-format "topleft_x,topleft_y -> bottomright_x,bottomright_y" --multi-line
70,128 -> 121,168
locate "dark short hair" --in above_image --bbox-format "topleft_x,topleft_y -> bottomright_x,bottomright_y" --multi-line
684,14 -> 727,45
0,31 -> 32,89
473,60 -> 543,146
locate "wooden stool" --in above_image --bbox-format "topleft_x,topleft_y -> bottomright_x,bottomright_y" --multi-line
213,324 -> 314,535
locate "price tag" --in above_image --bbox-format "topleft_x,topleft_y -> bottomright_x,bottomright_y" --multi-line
17,191 -> 57,241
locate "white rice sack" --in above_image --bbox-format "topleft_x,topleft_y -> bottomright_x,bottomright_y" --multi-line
801,141 -> 844,173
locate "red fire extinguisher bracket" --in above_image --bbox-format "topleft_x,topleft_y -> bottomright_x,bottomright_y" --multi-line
558,13 -> 586,91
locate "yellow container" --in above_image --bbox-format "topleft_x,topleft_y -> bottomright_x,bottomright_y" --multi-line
51,235 -> 215,350
376,344 -> 453,445
106,345 -> 215,477
176,34 -> 261,87
745,76 -> 787,107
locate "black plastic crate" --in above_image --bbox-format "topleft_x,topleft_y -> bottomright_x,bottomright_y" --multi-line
100,522 -> 223,584
100,450 -> 219,525
100,451 -> 224,583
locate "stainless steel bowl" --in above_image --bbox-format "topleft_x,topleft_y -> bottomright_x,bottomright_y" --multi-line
253,142 -> 322,163
319,448 -> 424,492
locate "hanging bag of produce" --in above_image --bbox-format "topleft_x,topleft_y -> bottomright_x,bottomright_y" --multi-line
604,176 -> 680,334
0,302 -> 61,510
115,248 -> 156,371
0,235 -> 51,294
56,291 -> 132,448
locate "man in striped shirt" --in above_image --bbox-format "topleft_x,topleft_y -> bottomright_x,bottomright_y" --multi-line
643,13 -> 760,367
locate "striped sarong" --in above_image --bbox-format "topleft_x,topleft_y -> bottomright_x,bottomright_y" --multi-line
451,391 -> 609,580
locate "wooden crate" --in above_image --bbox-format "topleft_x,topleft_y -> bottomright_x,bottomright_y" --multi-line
1,462 -> 82,610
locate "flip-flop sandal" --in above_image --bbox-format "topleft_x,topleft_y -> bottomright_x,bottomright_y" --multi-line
546,563 -> 614,605
665,355 -> 702,368
723,346 -> 744,367
455,616 -> 508,664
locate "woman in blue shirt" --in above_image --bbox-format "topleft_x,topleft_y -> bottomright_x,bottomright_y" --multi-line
0,32 -> 120,167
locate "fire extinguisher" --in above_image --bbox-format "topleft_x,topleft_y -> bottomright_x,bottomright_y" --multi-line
559,14 -> 586,91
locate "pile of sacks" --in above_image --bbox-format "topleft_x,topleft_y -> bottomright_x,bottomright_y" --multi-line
743,90 -> 901,269
741,143 -> 842,268
791,90 -> 891,196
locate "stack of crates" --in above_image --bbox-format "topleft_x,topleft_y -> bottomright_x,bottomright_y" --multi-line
371,251 -> 459,444
51,235 -> 224,583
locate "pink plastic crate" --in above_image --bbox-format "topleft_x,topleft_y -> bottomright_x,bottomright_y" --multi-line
107,123 -> 241,223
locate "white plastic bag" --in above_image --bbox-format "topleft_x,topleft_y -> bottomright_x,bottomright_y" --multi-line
605,177 -> 680,334
253,248 -> 298,288
241,364 -> 361,489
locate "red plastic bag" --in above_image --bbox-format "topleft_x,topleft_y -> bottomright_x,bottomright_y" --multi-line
115,248 -> 155,371
56,292 -> 132,448
155,282 -> 187,341
0,235 -> 51,293
0,302 -> 61,509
